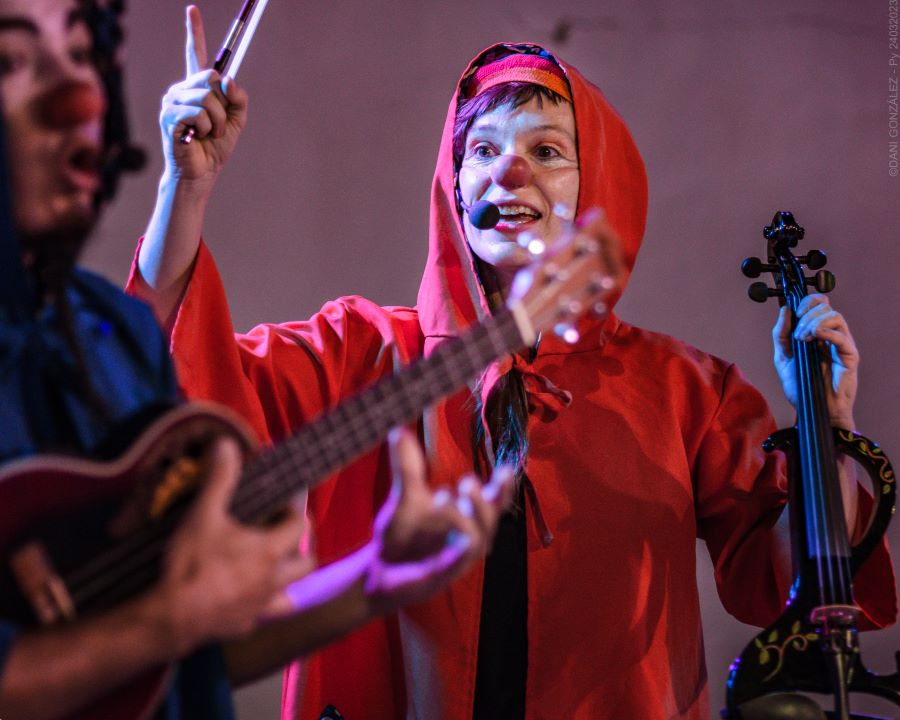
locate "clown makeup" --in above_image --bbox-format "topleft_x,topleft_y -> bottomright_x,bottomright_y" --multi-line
0,0 -> 105,248
459,95 -> 579,294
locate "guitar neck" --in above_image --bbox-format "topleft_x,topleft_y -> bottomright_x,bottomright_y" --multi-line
230,307 -> 525,523
43,219 -> 607,623
49,307 -> 523,622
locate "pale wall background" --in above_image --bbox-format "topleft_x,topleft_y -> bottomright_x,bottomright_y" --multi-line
85,0 -> 900,717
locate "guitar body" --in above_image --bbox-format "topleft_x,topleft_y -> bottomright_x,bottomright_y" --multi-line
0,205 -> 612,719
0,403 -> 256,720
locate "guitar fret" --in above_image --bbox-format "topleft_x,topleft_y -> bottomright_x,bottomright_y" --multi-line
57,274 -> 542,617
227,311 -> 524,526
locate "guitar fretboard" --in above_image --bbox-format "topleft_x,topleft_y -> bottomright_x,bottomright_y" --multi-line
230,308 -> 524,523
61,306 -> 525,616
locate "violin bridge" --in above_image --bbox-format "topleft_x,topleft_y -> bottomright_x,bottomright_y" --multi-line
10,541 -> 76,625
809,604 -> 860,627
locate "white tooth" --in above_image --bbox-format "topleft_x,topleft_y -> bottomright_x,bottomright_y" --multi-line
498,205 -> 538,217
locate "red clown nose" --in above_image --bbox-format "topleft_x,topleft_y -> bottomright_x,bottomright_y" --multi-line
37,82 -> 106,128
490,154 -> 532,189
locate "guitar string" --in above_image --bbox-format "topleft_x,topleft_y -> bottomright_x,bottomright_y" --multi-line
229,316 -> 513,522
63,311 -> 524,611
229,318 -> 501,521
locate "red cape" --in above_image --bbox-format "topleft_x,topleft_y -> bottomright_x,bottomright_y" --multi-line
129,42 -> 896,720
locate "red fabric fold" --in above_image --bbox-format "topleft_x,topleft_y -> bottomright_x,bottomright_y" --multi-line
138,40 -> 896,720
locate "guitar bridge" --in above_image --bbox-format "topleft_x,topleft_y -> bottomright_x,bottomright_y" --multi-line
10,542 -> 76,625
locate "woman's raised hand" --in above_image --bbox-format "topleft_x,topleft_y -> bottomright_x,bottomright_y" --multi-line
159,5 -> 248,188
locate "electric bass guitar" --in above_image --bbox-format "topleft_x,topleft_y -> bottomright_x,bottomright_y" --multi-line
0,223 -> 611,720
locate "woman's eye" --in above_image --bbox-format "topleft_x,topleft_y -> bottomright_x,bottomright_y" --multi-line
472,144 -> 496,159
535,145 -> 561,159
0,51 -> 27,76
69,45 -> 93,66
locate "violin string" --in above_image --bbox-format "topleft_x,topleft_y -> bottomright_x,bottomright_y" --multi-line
802,329 -> 825,602
797,310 -> 825,606
823,339 -> 851,604
793,274 -> 850,607
807,280 -> 850,603
791,279 -> 829,607
808,295 -> 837,605
806,333 -> 833,605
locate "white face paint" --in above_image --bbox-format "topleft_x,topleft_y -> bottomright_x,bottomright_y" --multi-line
0,0 -> 104,239
459,96 -> 579,292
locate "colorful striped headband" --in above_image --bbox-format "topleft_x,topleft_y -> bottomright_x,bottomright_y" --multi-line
466,54 -> 572,102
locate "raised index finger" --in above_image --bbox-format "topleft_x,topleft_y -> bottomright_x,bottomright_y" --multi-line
185,5 -> 209,78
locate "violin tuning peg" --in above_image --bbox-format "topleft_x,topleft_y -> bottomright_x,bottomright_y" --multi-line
747,282 -> 780,303
748,282 -> 769,303
741,257 -> 778,278
554,322 -> 580,344
741,257 -> 763,278
809,269 -> 835,293
803,249 -> 827,270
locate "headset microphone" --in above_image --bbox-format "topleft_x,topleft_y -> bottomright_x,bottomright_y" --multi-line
459,198 -> 500,230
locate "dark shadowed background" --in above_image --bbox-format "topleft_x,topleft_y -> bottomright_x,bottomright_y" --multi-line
85,0 -> 900,716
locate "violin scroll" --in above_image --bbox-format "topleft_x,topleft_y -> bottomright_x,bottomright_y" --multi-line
741,211 -> 835,305
763,210 -> 804,245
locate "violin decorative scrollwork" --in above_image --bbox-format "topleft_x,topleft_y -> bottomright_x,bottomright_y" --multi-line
722,212 -> 899,720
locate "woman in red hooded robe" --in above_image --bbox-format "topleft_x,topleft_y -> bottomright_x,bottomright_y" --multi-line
131,29 -> 895,720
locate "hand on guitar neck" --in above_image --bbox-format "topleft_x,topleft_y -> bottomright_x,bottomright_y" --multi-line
0,425 -> 513,720
0,434 -> 309,720
225,429 -> 515,686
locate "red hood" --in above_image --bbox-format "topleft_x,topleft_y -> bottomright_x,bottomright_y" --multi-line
416,43 -> 648,341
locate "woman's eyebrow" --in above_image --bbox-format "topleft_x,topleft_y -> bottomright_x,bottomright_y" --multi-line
529,123 -> 575,139
469,122 -> 573,137
0,9 -> 86,36
0,17 -> 39,35
468,122 -> 499,136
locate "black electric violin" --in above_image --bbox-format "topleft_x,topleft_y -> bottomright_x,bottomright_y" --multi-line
722,212 -> 899,720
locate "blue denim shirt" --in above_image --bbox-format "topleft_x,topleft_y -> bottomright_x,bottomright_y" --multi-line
0,269 -> 234,720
